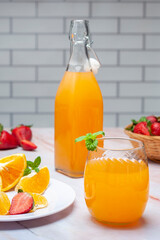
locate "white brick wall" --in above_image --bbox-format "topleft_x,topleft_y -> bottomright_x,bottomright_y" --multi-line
0,0 -> 159,128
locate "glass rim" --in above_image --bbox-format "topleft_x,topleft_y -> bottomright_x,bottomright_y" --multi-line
96,137 -> 144,152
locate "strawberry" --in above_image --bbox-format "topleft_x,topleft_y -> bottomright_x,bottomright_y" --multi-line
9,192 -> 34,215
0,124 -> 18,150
133,122 -> 150,136
21,139 -> 37,151
146,116 -> 157,124
151,122 -> 160,136
12,124 -> 32,146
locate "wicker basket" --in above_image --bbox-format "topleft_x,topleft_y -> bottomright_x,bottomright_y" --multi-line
124,124 -> 160,162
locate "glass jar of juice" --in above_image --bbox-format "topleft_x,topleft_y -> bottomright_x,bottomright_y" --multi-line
84,137 -> 149,224
54,20 -> 103,178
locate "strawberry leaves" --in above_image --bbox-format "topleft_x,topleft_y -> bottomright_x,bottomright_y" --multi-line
75,131 -> 105,151
126,116 -> 152,132
23,156 -> 41,176
0,124 -> 3,135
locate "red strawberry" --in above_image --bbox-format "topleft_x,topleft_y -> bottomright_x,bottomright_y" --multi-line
133,122 -> 150,136
9,192 -> 34,215
146,116 -> 157,124
12,125 -> 32,146
21,139 -> 37,151
151,122 -> 160,136
0,124 -> 18,150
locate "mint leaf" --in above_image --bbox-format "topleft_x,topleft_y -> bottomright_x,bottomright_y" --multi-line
92,131 -> 105,138
75,135 -> 86,143
33,156 -> 41,168
34,167 -> 40,173
23,167 -> 32,176
85,138 -> 98,151
27,161 -> 34,169
18,189 -> 23,193
75,131 -> 105,151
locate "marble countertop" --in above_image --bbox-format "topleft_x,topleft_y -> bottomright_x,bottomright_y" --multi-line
0,128 -> 160,240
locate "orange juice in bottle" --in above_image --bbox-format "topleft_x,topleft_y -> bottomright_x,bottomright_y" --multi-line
54,20 -> 103,177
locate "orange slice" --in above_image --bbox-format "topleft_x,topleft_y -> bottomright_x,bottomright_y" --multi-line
0,176 -> 2,191
15,166 -> 50,194
0,154 -> 27,192
30,193 -> 48,212
0,192 -> 10,215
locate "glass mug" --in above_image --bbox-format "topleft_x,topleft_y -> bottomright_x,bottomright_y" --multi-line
84,137 -> 149,225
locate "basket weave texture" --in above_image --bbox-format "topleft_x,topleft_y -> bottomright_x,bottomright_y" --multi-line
124,124 -> 160,162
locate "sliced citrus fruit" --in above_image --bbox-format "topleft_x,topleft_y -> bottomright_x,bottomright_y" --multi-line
30,193 -> 48,212
15,166 -> 50,194
0,176 -> 2,191
0,153 -> 27,192
0,192 -> 10,215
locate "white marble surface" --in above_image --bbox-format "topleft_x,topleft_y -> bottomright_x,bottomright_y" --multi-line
0,128 -> 160,240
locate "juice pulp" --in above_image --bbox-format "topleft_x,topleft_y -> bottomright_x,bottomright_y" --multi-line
54,71 -> 103,177
84,157 -> 149,224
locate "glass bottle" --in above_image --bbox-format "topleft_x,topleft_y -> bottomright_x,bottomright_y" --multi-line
54,20 -> 103,178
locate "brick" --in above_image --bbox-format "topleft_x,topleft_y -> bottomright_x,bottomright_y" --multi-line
13,114 -> 54,127
13,19 -> 63,33
92,3 -> 143,17
146,3 -> 160,17
38,98 -> 54,113
0,83 -> 10,97
146,36 -> 160,49
119,114 -> 145,128
93,35 -> 142,50
38,35 -> 69,49
66,18 -> 118,33
144,99 -> 160,112
13,83 -> 59,97
120,51 -> 160,66
13,51 -> 63,66
0,19 -> 10,33
103,114 -> 117,127
95,51 -> 117,65
0,114 -> 10,127
121,19 -> 160,33
0,67 -> 35,81
0,35 -> 35,49
99,83 -> 117,97
0,3 -> 35,17
145,67 -> 160,81
120,0 -> 159,1
103,98 -> 141,113
97,67 -> 142,81
0,51 -> 10,65
120,83 -> 160,97
38,67 -> 65,81
0,99 -> 35,112
38,3 -> 89,17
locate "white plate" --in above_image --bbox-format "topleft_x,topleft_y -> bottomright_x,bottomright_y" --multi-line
0,178 -> 76,222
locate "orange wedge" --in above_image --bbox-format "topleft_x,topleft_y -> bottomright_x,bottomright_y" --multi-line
15,166 -> 50,194
0,154 -> 27,192
0,192 -> 10,215
30,193 -> 48,212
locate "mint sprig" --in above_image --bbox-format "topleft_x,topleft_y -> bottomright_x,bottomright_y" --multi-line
23,156 -> 41,176
75,131 -> 105,151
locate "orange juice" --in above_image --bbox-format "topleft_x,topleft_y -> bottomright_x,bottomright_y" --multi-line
54,71 -> 103,177
84,157 -> 149,224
